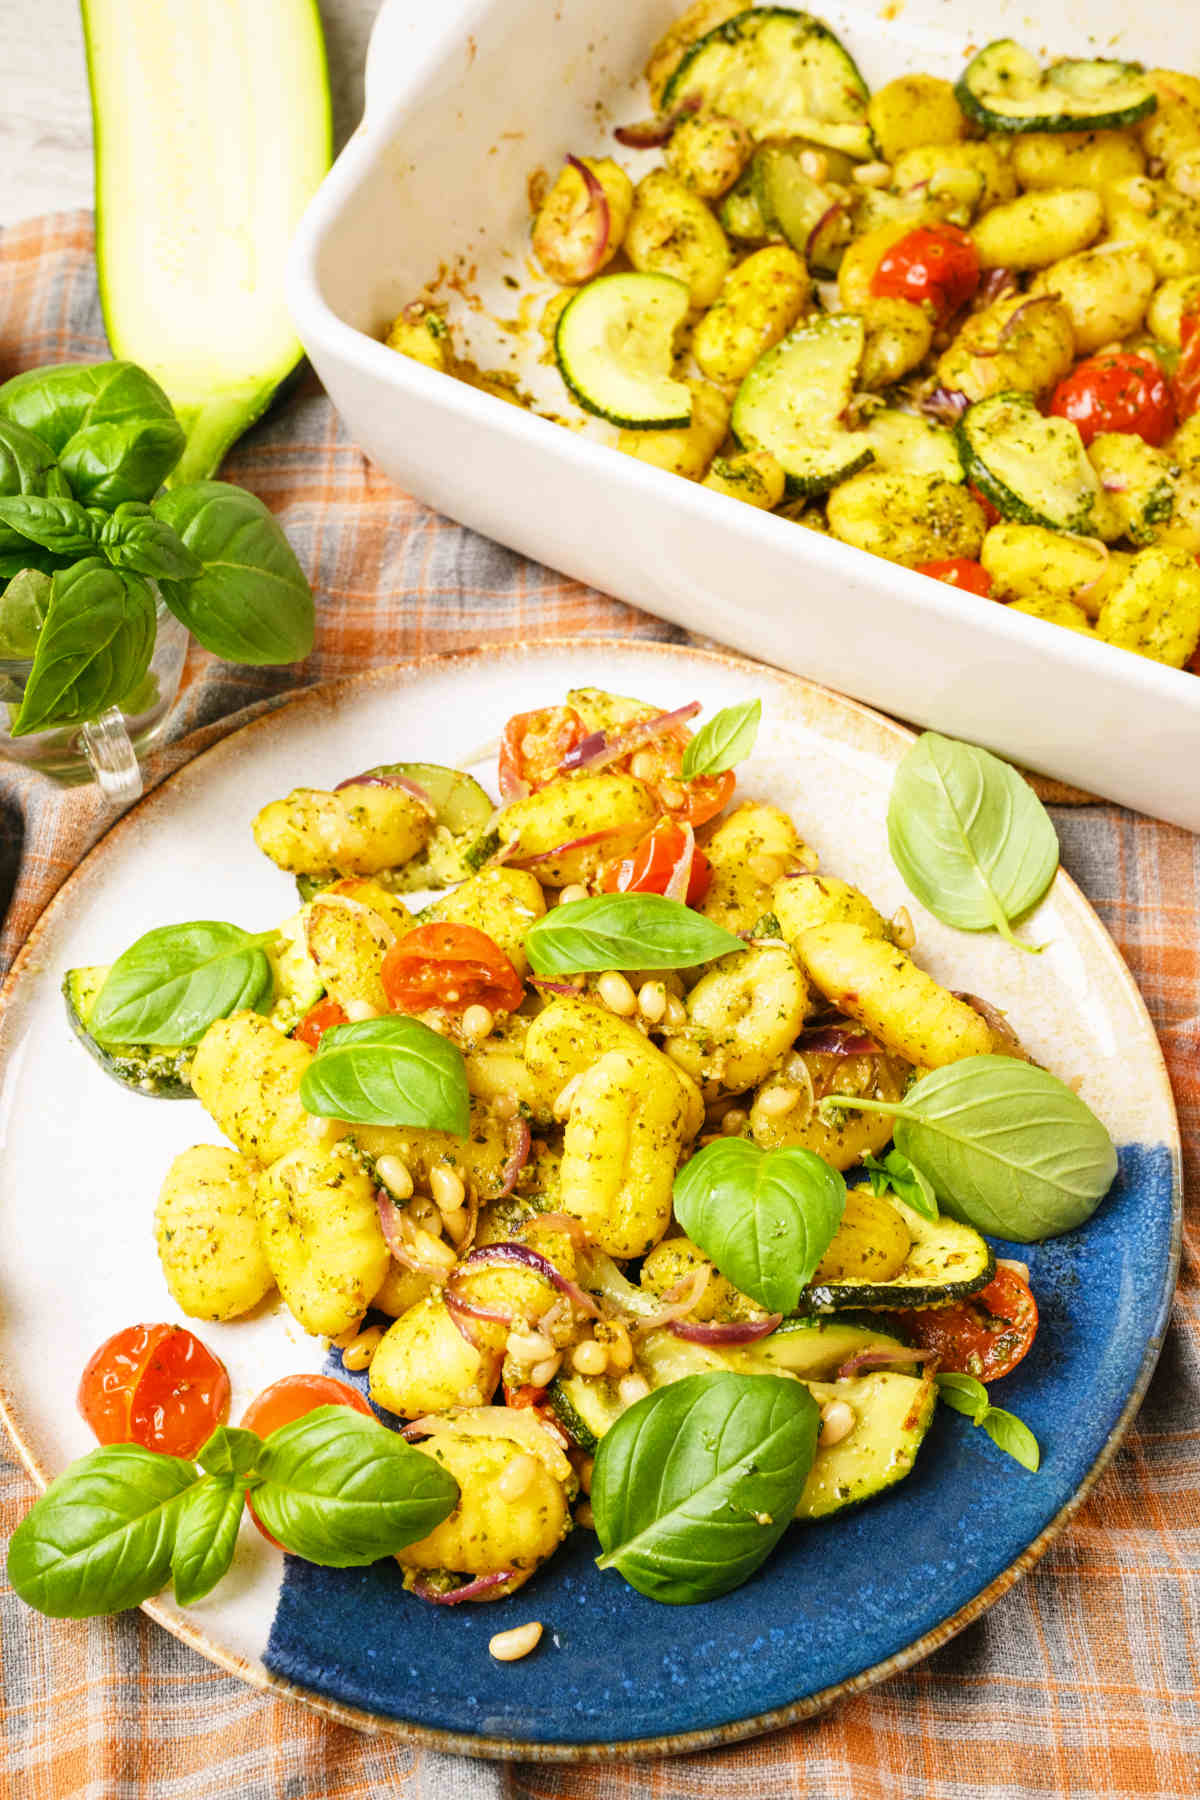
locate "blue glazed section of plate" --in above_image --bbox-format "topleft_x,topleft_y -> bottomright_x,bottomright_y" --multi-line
263,1142 -> 1174,1747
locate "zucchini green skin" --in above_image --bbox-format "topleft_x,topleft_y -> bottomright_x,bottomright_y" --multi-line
956,40 -> 1156,135
795,1370 -> 935,1520
555,273 -> 693,430
955,393 -> 1102,533
63,967 -> 194,1099
732,313 -> 875,497
801,1200 -> 995,1312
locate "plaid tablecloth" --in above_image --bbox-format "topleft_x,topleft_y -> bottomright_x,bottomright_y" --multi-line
1,213 -> 1197,1800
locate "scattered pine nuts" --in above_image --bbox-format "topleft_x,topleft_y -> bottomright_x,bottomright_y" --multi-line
375,1154 -> 414,1200
618,1372 -> 651,1406
341,1325 -> 383,1371
508,1328 -> 555,1364
663,993 -> 688,1028
442,1206 -> 474,1247
343,998 -> 381,1023
410,1225 -> 458,1272
819,1400 -> 856,1447
721,1108 -> 749,1136
331,1323 -> 364,1349
597,970 -> 638,1016
571,1338 -> 609,1376
891,905 -> 916,951
852,160 -> 892,186
757,1083 -> 800,1118
553,1073 -> 583,1120
638,980 -> 667,1023
407,1195 -> 441,1233
462,1003 -> 494,1042
529,1354 -> 563,1388
559,883 -> 589,906
431,1165 -> 466,1213
798,149 -> 828,181
496,1452 -> 540,1502
489,1621 -> 543,1662
595,1320 -> 634,1373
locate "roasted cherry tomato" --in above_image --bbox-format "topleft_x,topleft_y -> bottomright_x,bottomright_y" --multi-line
915,557 -> 993,596
240,1374 -> 373,1549
600,817 -> 712,904
626,734 -> 736,827
294,996 -> 348,1050
382,922 -> 525,1015
1172,298 -> 1200,424
1050,351 -> 1176,447
968,483 -> 1002,529
897,1265 -> 1039,1381
78,1323 -> 231,1459
498,704 -> 585,798
870,223 -> 980,323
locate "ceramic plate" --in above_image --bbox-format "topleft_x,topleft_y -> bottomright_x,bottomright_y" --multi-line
0,641 -> 1181,1761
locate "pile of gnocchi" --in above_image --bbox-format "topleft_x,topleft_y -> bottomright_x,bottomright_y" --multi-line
387,5 -> 1200,674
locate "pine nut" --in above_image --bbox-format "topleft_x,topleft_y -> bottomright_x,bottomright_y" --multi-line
343,998 -> 380,1022
596,1320 -> 634,1372
757,1084 -> 800,1118
491,1093 -> 519,1121
442,1206 -> 474,1247
720,1108 -> 748,1136
553,1073 -> 583,1120
664,993 -> 688,1028
997,1256 -> 1030,1283
819,1400 -> 856,1447
431,1165 -> 466,1212
658,780 -> 687,809
572,1338 -> 609,1376
638,980 -> 668,1023
852,160 -> 892,187
891,905 -> 916,951
749,851 -> 785,885
331,1323 -> 364,1348
489,1621 -> 543,1662
597,970 -> 637,1016
341,1325 -> 383,1370
305,1113 -> 342,1144
559,883 -> 589,906
462,1003 -> 494,1042
798,149 -> 828,181
410,1225 -> 458,1271
375,1154 -> 414,1200
529,1354 -> 562,1387
618,1373 -> 651,1406
508,1328 -> 555,1364
496,1452 -> 539,1501
575,1498 -> 595,1530
407,1195 -> 441,1232
630,750 -> 657,782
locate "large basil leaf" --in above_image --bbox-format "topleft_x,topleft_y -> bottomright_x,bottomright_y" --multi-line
300,1017 -> 470,1135
154,481 -> 314,664
0,494 -> 98,557
680,698 -> 761,778
525,893 -> 742,976
10,559 -> 156,737
828,1054 -> 1117,1241
592,1373 -> 818,1603
0,567 -> 51,659
90,920 -> 275,1047
99,502 -> 203,581
674,1139 -> 846,1314
5,1444 -> 196,1619
253,1406 -> 460,1565
171,1476 -> 246,1606
887,732 -> 1059,951
0,361 -> 185,505
0,417 -> 69,554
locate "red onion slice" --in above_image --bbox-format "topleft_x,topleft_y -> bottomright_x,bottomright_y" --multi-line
528,1211 -> 593,1247
632,1263 -> 712,1333
799,1025 -> 883,1056
976,266 -> 1020,308
920,385 -> 969,425
334,772 -> 437,816
663,821 -> 696,903
376,1191 -> 450,1277
410,1569 -> 516,1605
508,828 -> 622,869
835,1344 -> 934,1380
529,976 -> 582,996
444,1284 -> 514,1348
669,1312 -> 782,1344
806,201 -> 849,266
461,1241 -> 603,1320
565,155 -> 611,281
613,95 -> 700,149
497,1116 -> 532,1199
557,701 -> 702,776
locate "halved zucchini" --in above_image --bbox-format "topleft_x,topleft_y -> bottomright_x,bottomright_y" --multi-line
957,392 -> 1103,532
547,1374 -> 624,1453
796,1371 -> 935,1520
266,911 -> 324,1035
555,273 -> 692,429
865,409 -> 964,483
719,166 -> 772,242
664,9 -> 874,161
957,40 -> 1156,135
753,143 -> 854,272
293,762 -> 495,901
64,966 -> 194,1098
803,1195 -> 994,1311
732,312 -> 874,495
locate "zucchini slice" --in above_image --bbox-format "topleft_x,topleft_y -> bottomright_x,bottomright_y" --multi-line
720,167 -> 773,242
63,967 -> 194,1098
555,273 -> 692,429
82,0 -> 332,485
293,763 -> 495,902
664,9 -> 873,161
796,1371 -> 935,1520
267,912 -> 324,1035
732,312 -> 874,495
957,393 -> 1103,532
865,409 -> 964,484
803,1196 -> 994,1311
753,143 -> 854,272
957,40 -> 1156,135
547,1374 -> 625,1453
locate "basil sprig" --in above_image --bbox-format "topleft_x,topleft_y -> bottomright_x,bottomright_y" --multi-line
592,1372 -> 819,1603
936,1372 -> 1041,1472
6,1406 -> 460,1620
11,558 -> 157,738
300,1016 -> 470,1135
0,567 -> 51,658
525,893 -> 742,976
680,699 -> 761,778
90,920 -> 276,1047
825,1055 -> 1117,1242
861,1148 -> 938,1222
153,482 -> 314,665
674,1139 -> 846,1313
887,732 -> 1059,952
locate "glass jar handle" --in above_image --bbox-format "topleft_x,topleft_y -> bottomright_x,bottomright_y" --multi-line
79,705 -> 144,805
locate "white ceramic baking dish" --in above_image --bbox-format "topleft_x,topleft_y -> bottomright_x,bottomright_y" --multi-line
287,0 -> 1200,831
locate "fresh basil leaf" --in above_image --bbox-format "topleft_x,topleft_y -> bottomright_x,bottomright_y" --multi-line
99,501 -> 204,581
981,1407 -> 1041,1472
10,559 -> 156,738
825,1055 -> 1117,1242
196,1425 -> 264,1483
90,920 -> 274,1047
0,494 -> 98,556
171,1476 -> 245,1606
300,1016 -> 470,1134
253,1406 -> 459,1565
680,699 -> 761,778
154,481 -> 314,665
0,360 -> 185,506
525,893 -> 742,976
674,1139 -> 846,1314
0,547 -> 68,582
935,1370 -> 990,1423
592,1373 -> 818,1603
0,566 -> 51,659
860,1149 -> 938,1222
0,417 -> 69,554
887,732 -> 1059,953
6,1444 -> 196,1619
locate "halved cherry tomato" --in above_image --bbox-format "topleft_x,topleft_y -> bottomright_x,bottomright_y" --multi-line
78,1324 -> 231,1459
504,1382 -> 550,1410
870,224 -> 980,323
1050,351 -> 1176,447
498,705 -> 585,798
896,1265 -> 1039,1381
626,734 -> 736,827
240,1374 -> 373,1549
294,996 -> 348,1050
382,922 -> 524,1015
1172,298 -> 1200,424
600,817 -> 713,904
915,557 -> 993,596
968,484 -> 1002,528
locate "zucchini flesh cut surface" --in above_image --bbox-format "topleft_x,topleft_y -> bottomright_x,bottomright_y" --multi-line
957,393 -> 1103,532
366,763 -> 496,893
732,312 -> 874,495
664,9 -> 873,161
267,912 -> 324,1035
957,40 -> 1156,134
82,0 -> 332,484
865,410 -> 964,484
556,274 -> 693,429
63,966 -> 194,1098
753,144 -> 853,271
803,1196 -> 995,1311
796,1371 -> 935,1520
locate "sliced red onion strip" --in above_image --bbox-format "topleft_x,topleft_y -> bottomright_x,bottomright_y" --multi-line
800,1025 -> 883,1057
613,95 -> 701,149
443,1284 -> 515,1350
669,1312 -> 783,1344
976,266 -> 1019,308
530,976 -> 582,996
663,822 -> 696,903
411,1569 -> 516,1605
334,772 -> 437,816
508,828 -> 620,868
632,1264 -> 712,1333
461,1240 -> 603,1320
557,701 -> 702,776
376,1191 -> 449,1278
527,1211 -> 593,1247
919,385 -> 969,425
497,1116 -> 532,1199
565,155 -> 611,281
835,1345 -> 935,1380
806,201 -> 848,263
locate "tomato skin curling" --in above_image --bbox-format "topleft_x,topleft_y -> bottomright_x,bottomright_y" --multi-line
78,1323 -> 231,1459
382,922 -> 525,1016
915,557 -> 993,597
870,224 -> 981,324
600,818 -> 713,904
1050,351 -> 1176,448
895,1265 -> 1040,1381
498,705 -> 585,798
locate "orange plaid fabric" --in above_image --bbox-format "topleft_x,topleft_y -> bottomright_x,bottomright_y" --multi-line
1,214 -> 1197,1800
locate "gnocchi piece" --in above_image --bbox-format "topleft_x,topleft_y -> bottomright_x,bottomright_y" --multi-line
493,770 -> 657,886
1007,594 -> 1094,635
640,1236 -> 756,1322
980,522 -> 1123,618
867,75 -> 966,165
354,1100 -> 514,1203
304,889 -> 398,1013
1087,434 -> 1177,547
384,305 -> 451,372
812,1187 -> 912,1284
1145,275 -> 1200,348
190,1011 -> 318,1167
370,1292 -> 502,1417
1011,130 -> 1145,193
532,157 -> 633,285
524,993 -> 706,1136
618,378 -> 730,481
1028,244 -> 1156,355
559,1046 -> 689,1257
1139,70 -> 1200,169
252,783 -> 431,879
421,866 -> 546,978
1169,413 -> 1200,474
935,290 -> 1075,403
838,217 -> 928,311
1095,547 -> 1200,667
452,1217 -> 580,1353
155,1144 -> 274,1322
700,801 -> 817,933
254,1139 -> 390,1338
794,922 -> 994,1068
625,169 -> 732,310
464,1015 -> 552,1125
970,187 -> 1102,270
891,142 -> 1017,209
371,1259 -> 434,1319
702,450 -> 787,510
857,298 -> 934,390
397,1421 -> 571,1588
692,245 -> 811,386
826,471 -> 987,568
645,0 -> 745,109
672,946 -> 811,1092
750,1041 -> 912,1170
665,112 -> 754,199
1103,178 -> 1200,280
772,872 -> 890,942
